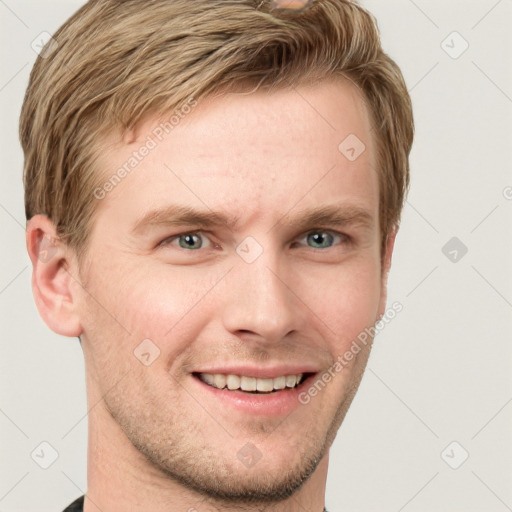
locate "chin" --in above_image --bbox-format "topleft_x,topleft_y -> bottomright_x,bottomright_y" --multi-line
154,443 -> 324,504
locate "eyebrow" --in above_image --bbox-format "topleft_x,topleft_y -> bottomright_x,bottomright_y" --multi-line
130,203 -> 375,236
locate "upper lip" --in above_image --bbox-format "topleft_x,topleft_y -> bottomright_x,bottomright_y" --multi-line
192,365 -> 319,379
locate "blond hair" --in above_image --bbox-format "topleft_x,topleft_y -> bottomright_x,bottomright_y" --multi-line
20,0 -> 413,263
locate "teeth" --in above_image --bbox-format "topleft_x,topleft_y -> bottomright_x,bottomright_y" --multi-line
273,375 -> 286,390
286,375 -> 297,388
199,373 -> 304,392
241,376 -> 257,392
213,374 -> 226,389
226,374 -> 241,390
256,378 -> 274,392
201,373 -> 215,386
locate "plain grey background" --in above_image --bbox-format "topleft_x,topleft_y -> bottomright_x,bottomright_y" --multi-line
1,1 -> 511,511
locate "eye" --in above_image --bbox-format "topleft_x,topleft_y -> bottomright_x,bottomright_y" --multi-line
293,230 -> 349,249
157,229 -> 350,252
158,231 -> 213,250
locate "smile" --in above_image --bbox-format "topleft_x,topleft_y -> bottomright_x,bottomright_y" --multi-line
197,373 -> 307,393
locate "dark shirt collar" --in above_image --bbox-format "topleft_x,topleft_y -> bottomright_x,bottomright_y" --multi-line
62,495 -> 329,511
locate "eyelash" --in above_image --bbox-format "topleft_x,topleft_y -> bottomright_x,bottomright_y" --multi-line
157,229 -> 351,251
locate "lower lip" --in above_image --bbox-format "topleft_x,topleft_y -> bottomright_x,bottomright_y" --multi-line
190,374 -> 315,417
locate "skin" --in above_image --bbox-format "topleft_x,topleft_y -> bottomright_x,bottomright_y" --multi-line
26,77 -> 396,512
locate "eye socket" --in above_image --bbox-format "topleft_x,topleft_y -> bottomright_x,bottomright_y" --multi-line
158,232 -> 213,250
293,230 -> 350,249
157,229 -> 350,251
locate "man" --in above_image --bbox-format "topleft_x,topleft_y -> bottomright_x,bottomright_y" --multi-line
21,0 -> 413,510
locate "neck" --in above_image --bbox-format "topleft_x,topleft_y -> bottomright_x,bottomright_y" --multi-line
84,402 -> 328,512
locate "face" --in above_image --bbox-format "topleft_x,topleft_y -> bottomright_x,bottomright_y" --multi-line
75,78 -> 391,504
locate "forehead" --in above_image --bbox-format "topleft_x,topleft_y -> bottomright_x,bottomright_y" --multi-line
93,77 -> 378,232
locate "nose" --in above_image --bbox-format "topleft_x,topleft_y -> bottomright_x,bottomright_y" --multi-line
221,246 -> 304,345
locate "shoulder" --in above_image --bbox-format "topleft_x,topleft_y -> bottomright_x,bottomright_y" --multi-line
62,495 -> 84,512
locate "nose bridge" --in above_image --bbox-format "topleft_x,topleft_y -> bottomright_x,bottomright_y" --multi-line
221,240 -> 301,343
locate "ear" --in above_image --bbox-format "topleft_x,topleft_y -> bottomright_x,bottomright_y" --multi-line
377,227 -> 397,318
26,214 -> 83,337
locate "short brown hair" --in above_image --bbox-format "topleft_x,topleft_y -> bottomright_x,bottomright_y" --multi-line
20,0 -> 413,264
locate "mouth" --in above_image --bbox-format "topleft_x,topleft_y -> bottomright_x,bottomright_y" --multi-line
190,368 -> 319,416
193,372 -> 312,394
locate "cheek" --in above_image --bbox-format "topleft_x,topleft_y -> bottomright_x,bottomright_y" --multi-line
301,258 -> 382,346
125,267 -> 222,321
88,263 -> 227,361
81,246 -> 382,364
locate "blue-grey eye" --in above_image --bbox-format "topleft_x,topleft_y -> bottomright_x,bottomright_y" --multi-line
178,233 -> 203,250
306,231 -> 335,249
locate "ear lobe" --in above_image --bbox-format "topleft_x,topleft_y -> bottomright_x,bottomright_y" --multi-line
378,228 -> 398,318
26,214 -> 83,337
